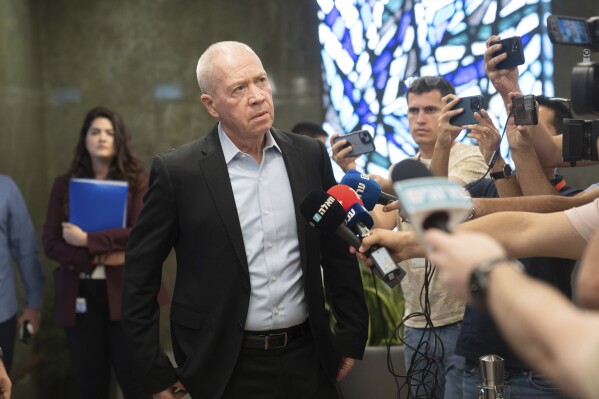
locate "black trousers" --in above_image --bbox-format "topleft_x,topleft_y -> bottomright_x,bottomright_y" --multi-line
64,279 -> 150,399
221,330 -> 339,399
0,314 -> 17,373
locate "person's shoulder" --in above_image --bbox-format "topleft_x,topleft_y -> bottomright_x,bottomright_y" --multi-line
53,173 -> 70,184
156,137 -> 206,161
273,128 -> 323,152
0,174 -> 13,186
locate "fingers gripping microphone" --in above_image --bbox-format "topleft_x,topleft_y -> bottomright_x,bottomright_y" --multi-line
391,159 -> 472,241
341,170 -> 397,210
300,190 -> 362,249
328,185 -> 406,288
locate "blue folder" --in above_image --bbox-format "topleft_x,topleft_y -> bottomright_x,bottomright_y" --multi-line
69,178 -> 129,232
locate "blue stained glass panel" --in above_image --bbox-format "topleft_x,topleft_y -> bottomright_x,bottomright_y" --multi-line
317,0 -> 553,175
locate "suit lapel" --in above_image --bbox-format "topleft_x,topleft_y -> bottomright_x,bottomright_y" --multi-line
197,126 -> 249,279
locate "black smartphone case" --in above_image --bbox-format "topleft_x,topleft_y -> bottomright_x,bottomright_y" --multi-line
449,95 -> 485,126
491,36 -> 525,70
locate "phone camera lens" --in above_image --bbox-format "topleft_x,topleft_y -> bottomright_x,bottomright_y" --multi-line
360,131 -> 371,143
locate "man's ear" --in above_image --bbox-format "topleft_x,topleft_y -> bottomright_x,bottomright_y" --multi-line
201,94 -> 219,118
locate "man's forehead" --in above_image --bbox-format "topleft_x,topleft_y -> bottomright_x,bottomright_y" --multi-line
407,90 -> 444,107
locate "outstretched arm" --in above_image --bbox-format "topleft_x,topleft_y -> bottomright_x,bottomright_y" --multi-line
423,229 -> 599,399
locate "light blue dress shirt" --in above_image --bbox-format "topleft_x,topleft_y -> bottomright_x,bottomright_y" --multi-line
0,175 -> 45,323
218,125 -> 308,331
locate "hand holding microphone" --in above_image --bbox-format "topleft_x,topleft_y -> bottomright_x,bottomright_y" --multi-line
326,185 -> 406,287
300,188 -> 405,287
391,159 -> 472,241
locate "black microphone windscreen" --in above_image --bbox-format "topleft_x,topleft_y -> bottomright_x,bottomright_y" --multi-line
391,159 -> 431,182
300,190 -> 347,234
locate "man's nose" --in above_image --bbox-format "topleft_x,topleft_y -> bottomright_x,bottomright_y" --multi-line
248,85 -> 265,103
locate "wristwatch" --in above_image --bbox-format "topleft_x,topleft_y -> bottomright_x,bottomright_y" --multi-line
470,257 -> 524,307
490,163 -> 513,180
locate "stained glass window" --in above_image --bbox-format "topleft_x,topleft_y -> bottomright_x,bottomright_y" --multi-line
317,0 -> 553,176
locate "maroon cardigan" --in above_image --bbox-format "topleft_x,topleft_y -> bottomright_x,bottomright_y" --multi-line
43,172 -> 168,327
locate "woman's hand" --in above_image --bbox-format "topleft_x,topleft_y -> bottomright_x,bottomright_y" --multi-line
62,222 -> 88,247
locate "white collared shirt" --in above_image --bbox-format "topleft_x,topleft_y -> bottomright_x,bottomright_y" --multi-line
218,125 -> 307,330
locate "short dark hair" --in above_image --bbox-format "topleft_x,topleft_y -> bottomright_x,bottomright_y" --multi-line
406,76 -> 456,98
291,122 -> 328,139
535,95 -> 573,135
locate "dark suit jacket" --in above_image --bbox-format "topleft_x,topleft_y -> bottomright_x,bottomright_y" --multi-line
122,126 -> 368,398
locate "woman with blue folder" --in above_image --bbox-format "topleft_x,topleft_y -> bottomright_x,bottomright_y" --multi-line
42,106 -> 168,399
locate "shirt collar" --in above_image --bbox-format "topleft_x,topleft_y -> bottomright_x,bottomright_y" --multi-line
218,123 -> 281,164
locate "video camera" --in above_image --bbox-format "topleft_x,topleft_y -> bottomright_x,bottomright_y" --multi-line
547,15 -> 599,162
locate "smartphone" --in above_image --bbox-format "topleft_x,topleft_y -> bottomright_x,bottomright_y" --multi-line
490,36 -> 525,70
512,95 -> 538,125
19,321 -> 32,345
547,15 -> 593,47
449,95 -> 485,126
332,130 -> 375,158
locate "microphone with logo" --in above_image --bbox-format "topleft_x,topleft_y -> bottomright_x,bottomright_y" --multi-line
326,185 -> 406,288
299,190 -> 363,250
391,159 -> 472,240
340,169 -> 397,210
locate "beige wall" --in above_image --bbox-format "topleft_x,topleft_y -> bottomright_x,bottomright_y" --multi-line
2,0 -> 599,397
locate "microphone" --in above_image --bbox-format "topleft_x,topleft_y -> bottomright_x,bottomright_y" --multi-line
341,170 -> 397,210
391,158 -> 432,182
327,185 -> 406,288
300,190 -> 362,249
326,184 -> 363,211
391,159 -> 472,239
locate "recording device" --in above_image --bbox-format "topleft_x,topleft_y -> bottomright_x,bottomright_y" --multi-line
547,15 -> 599,50
300,190 -> 362,249
391,159 -> 472,241
332,130 -> 375,157
326,183 -> 364,210
562,118 -> 599,162
490,36 -> 526,70
546,14 -> 599,117
477,354 -> 508,399
449,95 -> 485,126
19,321 -> 33,345
546,14 -> 599,162
326,184 -> 405,287
340,169 -> 397,210
512,95 -> 538,125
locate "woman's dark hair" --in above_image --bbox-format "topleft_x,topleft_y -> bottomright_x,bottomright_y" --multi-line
68,106 -> 143,187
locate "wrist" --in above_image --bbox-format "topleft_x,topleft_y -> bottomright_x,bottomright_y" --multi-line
470,257 -> 524,307
490,162 -> 514,180
435,136 -> 453,150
